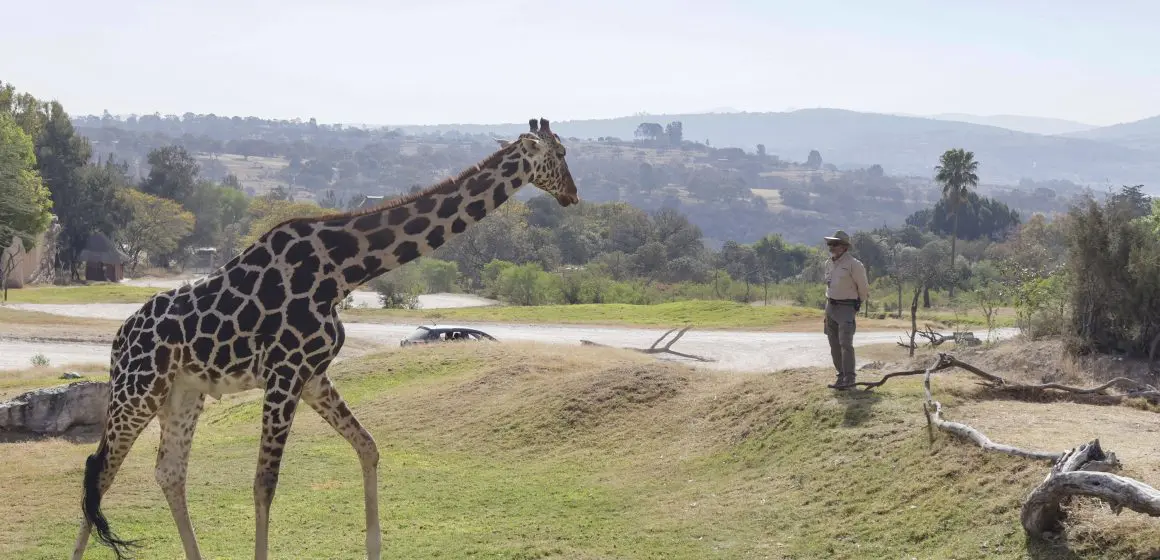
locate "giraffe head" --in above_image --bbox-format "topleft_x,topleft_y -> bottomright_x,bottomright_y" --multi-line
497,118 -> 579,207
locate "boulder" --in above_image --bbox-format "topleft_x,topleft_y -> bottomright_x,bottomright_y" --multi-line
0,381 -> 109,434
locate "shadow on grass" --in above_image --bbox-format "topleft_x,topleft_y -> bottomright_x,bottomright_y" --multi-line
0,423 -> 101,444
1023,534 -> 1102,560
835,388 -> 882,427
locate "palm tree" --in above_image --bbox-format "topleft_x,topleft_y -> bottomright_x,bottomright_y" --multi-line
934,148 -> 979,298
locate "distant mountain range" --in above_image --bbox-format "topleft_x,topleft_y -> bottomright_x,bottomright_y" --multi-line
393,109 -> 1160,190
921,113 -> 1098,135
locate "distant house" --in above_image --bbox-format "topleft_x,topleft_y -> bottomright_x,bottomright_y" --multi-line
79,232 -> 130,282
353,195 -> 385,210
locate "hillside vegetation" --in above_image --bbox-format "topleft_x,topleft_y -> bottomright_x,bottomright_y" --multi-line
3,342 -> 1158,559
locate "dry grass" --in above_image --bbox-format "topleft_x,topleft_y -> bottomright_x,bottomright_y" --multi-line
2,340 -> 1158,558
0,307 -> 121,344
201,153 -> 288,195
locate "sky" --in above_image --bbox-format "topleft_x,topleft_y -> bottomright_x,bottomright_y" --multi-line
3,0 -> 1159,126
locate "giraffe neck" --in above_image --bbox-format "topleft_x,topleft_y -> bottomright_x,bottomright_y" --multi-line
297,144 -> 532,299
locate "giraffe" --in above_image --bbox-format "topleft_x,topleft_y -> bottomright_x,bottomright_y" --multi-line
72,118 -> 578,560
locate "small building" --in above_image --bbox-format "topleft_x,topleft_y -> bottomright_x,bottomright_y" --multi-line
1,237 -> 28,289
78,232 -> 129,282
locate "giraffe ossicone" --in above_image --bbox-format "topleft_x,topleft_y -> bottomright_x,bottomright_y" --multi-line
71,117 -> 579,560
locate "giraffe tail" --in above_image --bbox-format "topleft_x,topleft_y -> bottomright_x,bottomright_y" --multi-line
81,440 -> 139,560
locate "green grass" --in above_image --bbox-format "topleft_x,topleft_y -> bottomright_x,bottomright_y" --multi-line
3,283 -> 163,304
345,299 -> 824,329
2,342 -> 1154,559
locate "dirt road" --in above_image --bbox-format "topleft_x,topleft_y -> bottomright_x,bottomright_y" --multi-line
3,302 -> 1018,372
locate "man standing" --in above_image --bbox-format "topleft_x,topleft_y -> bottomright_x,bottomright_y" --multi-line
822,230 -> 869,390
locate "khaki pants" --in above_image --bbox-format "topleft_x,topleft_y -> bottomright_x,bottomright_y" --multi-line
824,301 -> 857,378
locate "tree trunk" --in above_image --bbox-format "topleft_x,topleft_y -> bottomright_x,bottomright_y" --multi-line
909,288 -> 921,357
897,281 -> 903,319
949,210 -> 959,298
923,285 -> 931,308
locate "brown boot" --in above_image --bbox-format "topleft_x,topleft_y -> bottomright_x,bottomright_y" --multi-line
827,373 -> 855,390
827,373 -> 852,390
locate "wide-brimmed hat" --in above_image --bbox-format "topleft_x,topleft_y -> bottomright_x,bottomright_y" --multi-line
823,230 -> 850,246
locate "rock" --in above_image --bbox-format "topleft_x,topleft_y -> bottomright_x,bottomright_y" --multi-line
0,381 -> 109,434
60,372 -> 82,380
859,361 -> 885,371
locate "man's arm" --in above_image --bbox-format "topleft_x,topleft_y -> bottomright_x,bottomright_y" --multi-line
853,261 -> 870,302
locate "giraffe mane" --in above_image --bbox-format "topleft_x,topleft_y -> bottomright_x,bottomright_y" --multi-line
273,142 -> 518,229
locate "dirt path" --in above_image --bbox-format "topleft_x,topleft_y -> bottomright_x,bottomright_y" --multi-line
2,302 -> 1019,372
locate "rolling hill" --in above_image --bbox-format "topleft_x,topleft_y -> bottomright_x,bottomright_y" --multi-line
1063,115 -> 1160,152
395,109 -> 1160,188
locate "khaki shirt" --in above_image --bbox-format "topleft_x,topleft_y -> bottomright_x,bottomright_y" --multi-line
824,252 -> 869,301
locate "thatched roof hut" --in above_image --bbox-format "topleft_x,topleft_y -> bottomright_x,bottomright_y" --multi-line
79,232 -> 129,282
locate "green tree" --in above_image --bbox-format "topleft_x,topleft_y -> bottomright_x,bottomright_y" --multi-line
239,198 -> 329,249
805,150 -> 822,170
118,189 -> 195,273
0,113 -> 52,247
934,148 -> 979,297
897,240 -> 952,356
141,145 -> 200,204
417,259 -> 460,293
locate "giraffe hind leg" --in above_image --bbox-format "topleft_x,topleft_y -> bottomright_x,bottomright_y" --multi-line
254,374 -> 304,560
303,373 -> 382,560
73,376 -> 166,560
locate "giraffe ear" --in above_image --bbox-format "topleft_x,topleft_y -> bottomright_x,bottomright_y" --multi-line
519,136 -> 543,153
495,139 -> 512,148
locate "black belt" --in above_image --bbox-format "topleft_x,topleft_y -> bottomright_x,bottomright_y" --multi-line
828,298 -> 859,306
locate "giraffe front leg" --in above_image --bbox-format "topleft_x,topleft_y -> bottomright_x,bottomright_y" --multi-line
254,382 -> 301,560
155,385 -> 206,560
303,374 -> 382,560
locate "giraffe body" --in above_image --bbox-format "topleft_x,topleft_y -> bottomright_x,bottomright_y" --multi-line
73,118 -> 578,560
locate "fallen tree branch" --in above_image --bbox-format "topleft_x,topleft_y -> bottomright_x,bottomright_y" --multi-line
921,356 -> 1062,462
879,355 -> 1160,542
856,353 -> 956,389
580,326 -> 716,362
1022,439 -> 1160,539
857,353 -> 1160,402
897,324 -> 949,350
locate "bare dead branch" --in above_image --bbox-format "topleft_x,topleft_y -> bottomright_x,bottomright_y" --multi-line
648,327 -> 680,351
924,400 -> 1063,461
877,355 -> 1160,542
857,353 -> 956,389
1022,439 -> 1160,539
580,326 -> 716,362
856,353 -> 1160,402
919,355 -> 1062,461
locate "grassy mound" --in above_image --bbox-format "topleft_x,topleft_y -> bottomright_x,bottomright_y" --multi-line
2,343 -> 1156,558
